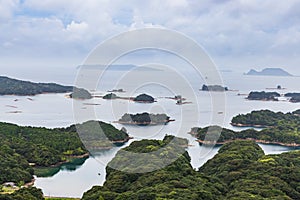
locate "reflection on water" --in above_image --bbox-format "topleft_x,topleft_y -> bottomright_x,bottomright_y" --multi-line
35,157 -> 89,178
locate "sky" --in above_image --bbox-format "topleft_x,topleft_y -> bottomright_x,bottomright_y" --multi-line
1,0 -> 300,75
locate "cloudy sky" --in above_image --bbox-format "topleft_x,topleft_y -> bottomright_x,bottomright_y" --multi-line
1,0 -> 300,74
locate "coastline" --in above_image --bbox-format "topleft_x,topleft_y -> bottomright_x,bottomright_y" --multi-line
196,138 -> 300,147
48,152 -> 90,168
230,122 -> 272,128
114,119 -> 175,125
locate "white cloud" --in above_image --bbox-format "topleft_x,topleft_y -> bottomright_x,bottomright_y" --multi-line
0,0 -> 19,21
0,0 -> 300,70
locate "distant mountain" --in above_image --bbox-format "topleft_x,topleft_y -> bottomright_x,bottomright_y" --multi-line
245,68 -> 293,76
0,76 -> 74,96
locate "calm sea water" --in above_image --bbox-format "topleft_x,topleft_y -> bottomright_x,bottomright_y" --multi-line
0,69 -> 299,198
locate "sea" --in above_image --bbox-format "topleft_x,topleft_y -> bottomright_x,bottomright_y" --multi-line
1,66 -> 299,198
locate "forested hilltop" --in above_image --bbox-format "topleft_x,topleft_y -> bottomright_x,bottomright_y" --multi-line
82,138 -> 300,199
231,109 -> 300,127
0,76 -> 73,95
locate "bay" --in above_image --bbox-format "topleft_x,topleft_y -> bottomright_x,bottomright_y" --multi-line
0,70 -> 299,198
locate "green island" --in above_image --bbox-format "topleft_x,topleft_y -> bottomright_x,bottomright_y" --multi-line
247,91 -> 280,101
190,109 -> 300,146
0,120 -> 130,199
231,109 -> 300,127
285,93 -> 300,103
201,84 -> 228,92
82,137 -> 300,199
133,93 -> 155,103
116,112 -> 174,125
103,93 -> 118,99
69,88 -> 92,99
247,91 -> 300,103
66,120 -> 131,148
0,76 -> 74,96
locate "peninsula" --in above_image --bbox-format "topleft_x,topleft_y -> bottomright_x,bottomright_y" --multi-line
0,76 -> 73,96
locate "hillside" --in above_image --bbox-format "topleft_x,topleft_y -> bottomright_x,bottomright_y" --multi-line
0,76 -> 73,95
0,120 -> 129,185
82,138 -> 300,199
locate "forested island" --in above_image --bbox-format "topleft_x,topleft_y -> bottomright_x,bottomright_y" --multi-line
82,137 -> 300,199
201,84 -> 228,92
116,112 -> 174,125
231,109 -> 300,127
285,93 -> 300,103
0,76 -> 74,96
133,93 -> 155,103
190,109 -> 300,146
247,91 -> 280,101
246,91 -> 300,103
103,93 -> 118,99
245,68 -> 293,76
66,120 -> 131,149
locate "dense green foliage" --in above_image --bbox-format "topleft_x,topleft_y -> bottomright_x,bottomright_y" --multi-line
82,136 -> 226,200
0,76 -> 73,95
83,139 -> 300,199
231,109 -> 300,127
194,123 -> 300,145
0,187 -> 44,200
0,121 -> 88,184
247,91 -> 280,101
64,121 -> 130,149
200,140 -> 300,199
0,144 -> 33,184
119,113 -> 171,125
293,109 -> 300,115
0,120 -> 128,197
133,94 -> 154,102
201,84 -> 228,91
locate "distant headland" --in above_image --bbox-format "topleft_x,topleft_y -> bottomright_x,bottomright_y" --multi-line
0,76 -> 73,96
245,68 -> 293,76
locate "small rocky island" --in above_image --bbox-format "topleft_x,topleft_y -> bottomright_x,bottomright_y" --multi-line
103,93 -> 118,99
116,112 -> 174,125
69,88 -> 92,99
0,76 -> 73,95
201,84 -> 228,92
133,93 -> 155,103
245,68 -> 293,76
247,91 -> 280,101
